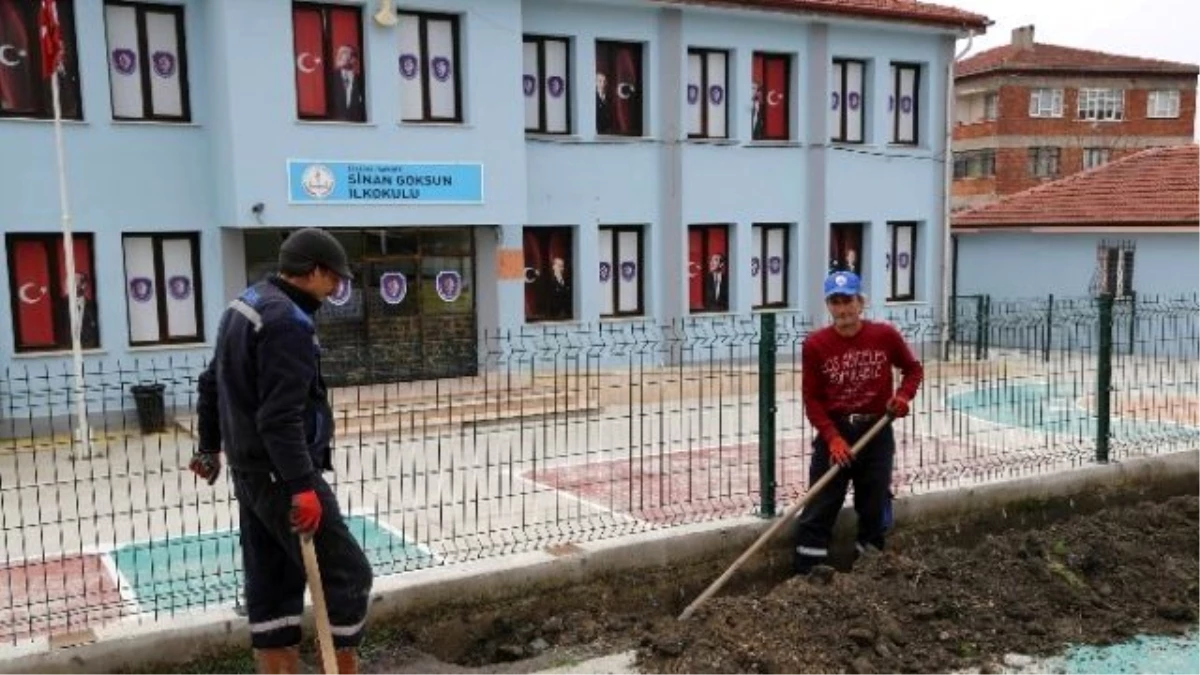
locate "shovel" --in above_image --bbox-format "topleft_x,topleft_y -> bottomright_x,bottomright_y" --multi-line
678,414 -> 893,620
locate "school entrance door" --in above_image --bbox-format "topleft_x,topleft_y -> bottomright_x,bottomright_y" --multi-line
243,227 -> 477,385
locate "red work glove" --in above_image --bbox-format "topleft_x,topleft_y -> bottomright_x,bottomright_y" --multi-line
188,450 -> 221,486
886,395 -> 911,419
290,490 -> 323,535
828,435 -> 852,467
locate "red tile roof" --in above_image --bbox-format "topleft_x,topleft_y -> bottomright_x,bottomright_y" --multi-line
958,42 -> 1200,79
656,0 -> 991,30
954,145 -> 1199,229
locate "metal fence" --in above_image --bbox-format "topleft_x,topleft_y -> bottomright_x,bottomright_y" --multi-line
0,294 -> 1197,647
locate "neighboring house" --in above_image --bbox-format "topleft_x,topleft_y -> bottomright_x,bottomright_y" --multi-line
951,24 -> 1198,212
952,144 -> 1199,301
1,0 -> 989,387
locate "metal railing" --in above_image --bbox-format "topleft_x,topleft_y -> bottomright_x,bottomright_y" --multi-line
0,293 -> 1196,646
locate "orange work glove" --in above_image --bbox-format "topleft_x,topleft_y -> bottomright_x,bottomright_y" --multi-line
289,490 -> 323,535
886,395 -> 911,419
828,435 -> 852,467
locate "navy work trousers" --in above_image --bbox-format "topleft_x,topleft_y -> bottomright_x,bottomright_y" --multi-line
793,420 -> 895,574
232,470 -> 374,650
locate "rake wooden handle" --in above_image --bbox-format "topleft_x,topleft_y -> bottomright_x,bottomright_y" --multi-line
300,534 -> 339,674
678,415 -> 892,620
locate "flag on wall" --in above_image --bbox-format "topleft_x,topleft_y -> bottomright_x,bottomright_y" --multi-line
13,239 -> 56,348
613,44 -> 639,134
293,5 -> 327,117
0,0 -> 35,113
38,0 -> 62,79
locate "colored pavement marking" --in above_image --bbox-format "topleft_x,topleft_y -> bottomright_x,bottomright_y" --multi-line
112,515 -> 435,616
0,554 -> 124,643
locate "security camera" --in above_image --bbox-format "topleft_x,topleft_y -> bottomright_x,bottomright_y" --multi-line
251,202 -> 265,215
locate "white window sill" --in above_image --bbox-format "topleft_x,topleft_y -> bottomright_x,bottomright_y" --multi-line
683,137 -> 739,146
0,116 -> 87,125
525,319 -> 583,327
744,140 -> 801,148
127,342 -> 210,353
296,119 -> 378,127
526,133 -> 585,143
752,306 -> 795,314
688,310 -> 739,318
11,348 -> 106,359
883,300 -> 928,307
590,135 -> 655,144
112,119 -> 201,128
599,315 -> 649,325
398,121 -> 471,129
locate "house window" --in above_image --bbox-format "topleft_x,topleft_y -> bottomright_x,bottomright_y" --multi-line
1147,90 -> 1180,118
292,2 -> 366,122
1028,88 -> 1063,118
598,225 -> 644,317
830,58 -> 866,143
522,35 -> 571,134
1028,147 -> 1060,178
953,149 -> 996,179
886,222 -> 917,302
103,1 -> 190,122
688,225 -> 730,313
122,233 -> 204,345
595,40 -> 643,136
686,48 -> 729,139
523,227 -> 573,322
0,0 -> 83,120
398,11 -> 461,122
6,233 -> 99,352
890,63 -> 919,144
751,224 -> 788,309
751,52 -> 790,140
1096,241 -> 1135,298
829,223 -> 863,275
1083,147 -> 1111,170
983,92 -> 998,120
1078,88 -> 1124,121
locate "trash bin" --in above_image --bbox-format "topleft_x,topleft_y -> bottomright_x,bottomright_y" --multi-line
130,383 -> 166,434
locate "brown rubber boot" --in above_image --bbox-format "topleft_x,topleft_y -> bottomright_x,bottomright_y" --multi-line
253,647 -> 301,674
335,647 -> 360,674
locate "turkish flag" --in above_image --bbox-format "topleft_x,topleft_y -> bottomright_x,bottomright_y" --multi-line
688,229 -> 703,311
0,0 -> 36,114
292,5 -> 327,117
13,239 -> 55,348
522,229 -> 543,318
763,57 -> 788,139
613,44 -> 641,134
38,0 -> 62,80
56,235 -> 93,300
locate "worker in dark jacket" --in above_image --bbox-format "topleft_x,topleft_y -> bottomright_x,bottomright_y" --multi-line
191,228 -> 372,674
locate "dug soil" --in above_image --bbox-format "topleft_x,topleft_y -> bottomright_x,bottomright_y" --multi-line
148,492 -> 1199,674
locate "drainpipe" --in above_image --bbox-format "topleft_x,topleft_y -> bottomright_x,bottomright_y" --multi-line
940,28 -> 975,360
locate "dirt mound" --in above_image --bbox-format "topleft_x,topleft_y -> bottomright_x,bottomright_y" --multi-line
636,495 -> 1199,674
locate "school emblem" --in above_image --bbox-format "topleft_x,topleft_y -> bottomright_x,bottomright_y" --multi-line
301,163 -> 335,199
432,57 -> 452,82
599,262 -> 612,283
547,76 -> 565,98
329,278 -> 352,306
687,84 -> 699,105
379,272 -> 407,305
523,74 -> 537,97
399,54 -> 419,79
167,275 -> 191,300
709,85 -> 724,105
620,261 -> 637,282
750,257 -> 760,277
129,277 -> 153,303
152,51 -> 176,78
436,271 -> 462,302
768,256 -> 782,275
112,48 -> 137,75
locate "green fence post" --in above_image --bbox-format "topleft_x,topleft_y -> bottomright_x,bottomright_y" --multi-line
1097,294 -> 1114,463
1128,291 -> 1137,355
1044,293 -> 1054,362
983,295 -> 991,359
758,312 -> 777,518
975,295 -> 986,361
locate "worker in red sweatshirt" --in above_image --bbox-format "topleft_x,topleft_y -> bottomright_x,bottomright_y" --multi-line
794,270 -> 923,575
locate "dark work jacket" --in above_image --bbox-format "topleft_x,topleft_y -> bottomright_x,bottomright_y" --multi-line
196,277 -> 333,493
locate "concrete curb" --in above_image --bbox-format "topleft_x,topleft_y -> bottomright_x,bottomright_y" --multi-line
2,449 -> 1195,674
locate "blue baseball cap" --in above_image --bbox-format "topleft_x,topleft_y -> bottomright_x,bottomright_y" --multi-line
824,270 -> 861,298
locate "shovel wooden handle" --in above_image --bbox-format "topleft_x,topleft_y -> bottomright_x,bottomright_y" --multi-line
300,534 -> 339,674
678,415 -> 892,620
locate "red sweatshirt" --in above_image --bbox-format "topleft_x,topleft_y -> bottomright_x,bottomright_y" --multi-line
801,320 -> 924,444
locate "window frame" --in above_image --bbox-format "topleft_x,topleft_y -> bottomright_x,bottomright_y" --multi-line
751,223 -> 789,310
688,223 -> 731,314
598,225 -> 645,318
751,51 -> 790,141
0,0 -> 84,121
1028,88 -> 1064,118
1028,146 -> 1061,178
523,34 -> 572,135
122,231 -> 205,346
594,39 -> 644,137
889,62 -> 920,145
1098,242 -> 1135,298
1083,147 -> 1111,171
828,222 -> 864,276
398,10 -> 463,123
1147,89 -> 1181,119
831,58 -> 867,144
292,1 -> 368,123
953,149 -> 995,179
5,232 -> 99,353
103,0 -> 192,123
886,221 -> 917,302
686,47 -> 730,140
522,226 -> 575,323
1077,88 -> 1124,121
983,92 -> 998,121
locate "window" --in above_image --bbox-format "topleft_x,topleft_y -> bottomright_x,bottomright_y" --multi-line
103,1 -> 190,122
1083,147 -> 1111,170
886,222 -> 917,302
830,59 -> 866,142
1028,147 -> 1060,178
598,226 -> 644,317
1028,88 -> 1063,118
522,35 -> 571,134
292,2 -> 366,122
751,224 -> 788,309
829,223 -> 863,275
890,63 -> 920,144
751,52 -> 789,140
0,0 -> 83,120
1147,90 -> 1180,118
688,225 -> 729,313
686,48 -> 728,139
1078,88 -> 1124,121
398,11 -> 461,122
595,40 -> 643,136
1096,241 -> 1135,298
523,227 -> 573,322
122,233 -> 204,345
983,92 -> 998,120
953,149 -> 996,179
6,233 -> 99,352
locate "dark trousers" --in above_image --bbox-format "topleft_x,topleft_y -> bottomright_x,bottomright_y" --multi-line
232,471 -> 374,650
793,421 -> 895,574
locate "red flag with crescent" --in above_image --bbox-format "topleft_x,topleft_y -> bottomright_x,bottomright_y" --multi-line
293,5 -> 327,117
38,0 -> 62,79
13,239 -> 55,348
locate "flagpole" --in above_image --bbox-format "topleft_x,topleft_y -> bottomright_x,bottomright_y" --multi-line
50,67 -> 93,459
